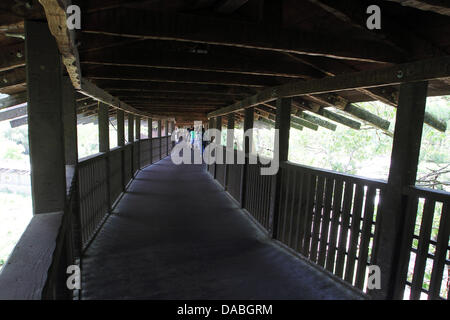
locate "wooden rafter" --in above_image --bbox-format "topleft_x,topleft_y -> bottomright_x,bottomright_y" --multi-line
207,55 -> 450,118
81,46 -> 322,79
98,81 -> 255,97
79,79 -> 167,120
82,8 -> 404,63
215,0 -> 249,13
306,0 -> 448,59
0,43 -> 25,72
38,0 -> 82,89
0,91 -> 27,110
385,0 -> 450,16
83,66 -> 278,88
288,55 -> 447,131
0,67 -> 25,92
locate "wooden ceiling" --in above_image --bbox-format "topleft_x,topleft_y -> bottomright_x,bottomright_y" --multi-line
0,0 -> 449,127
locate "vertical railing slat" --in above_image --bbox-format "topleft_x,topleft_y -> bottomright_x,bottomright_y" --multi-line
301,174 -> 317,257
310,175 -> 325,262
335,181 -> 355,278
428,201 -> 449,300
292,171 -> 305,251
355,186 -> 376,289
410,198 -> 436,299
326,178 -> 344,273
344,183 -> 364,284
318,177 -> 335,267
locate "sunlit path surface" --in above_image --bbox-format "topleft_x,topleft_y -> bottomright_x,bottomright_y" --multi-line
81,156 -> 365,300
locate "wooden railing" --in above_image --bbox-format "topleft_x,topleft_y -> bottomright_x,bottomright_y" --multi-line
208,155 -> 449,299
395,186 -> 449,300
277,162 -> 386,292
152,137 -> 161,163
109,147 -> 124,204
78,153 -> 110,248
42,168 -> 81,299
43,135 -> 170,298
140,139 -> 151,168
243,158 -> 273,231
161,136 -> 168,158
224,150 -> 243,203
215,147 -> 227,187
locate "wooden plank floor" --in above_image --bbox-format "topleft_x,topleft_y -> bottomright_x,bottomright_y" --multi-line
81,156 -> 366,300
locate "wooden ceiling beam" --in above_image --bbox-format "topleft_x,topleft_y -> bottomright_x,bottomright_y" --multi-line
306,0 -> 448,59
0,43 -> 25,73
305,94 -> 391,131
10,115 -> 27,128
113,91 -> 240,102
38,0 -> 82,89
97,81 -> 256,97
119,97 -> 231,105
0,105 -> 27,121
255,112 -> 305,131
293,98 -> 362,130
385,0 -> 450,16
81,46 -> 320,79
260,101 -> 336,131
0,91 -> 27,110
78,78 -> 167,119
83,66 -> 278,88
289,55 -> 447,131
82,7 -> 403,63
214,0 -> 249,13
207,55 -> 450,118
0,67 -> 26,92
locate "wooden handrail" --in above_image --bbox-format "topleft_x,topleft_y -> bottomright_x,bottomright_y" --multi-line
281,161 -> 387,188
403,185 -> 450,202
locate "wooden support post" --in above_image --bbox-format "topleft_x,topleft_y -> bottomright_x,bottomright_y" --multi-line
148,117 -> 153,164
98,103 -> 110,153
215,116 -> 223,145
214,116 -> 222,180
227,114 -> 235,149
98,102 -> 111,211
128,113 -> 134,176
371,81 -> 429,300
168,121 -> 173,152
158,120 -> 162,160
128,114 -> 135,142
136,116 -> 141,140
225,113 -> 235,189
25,20 -> 66,215
208,117 -> 215,175
136,115 -> 141,169
62,77 -> 78,166
166,120 -> 169,156
117,110 -> 125,147
61,76 -> 81,257
117,110 -> 125,191
240,107 -> 254,206
269,98 -> 291,238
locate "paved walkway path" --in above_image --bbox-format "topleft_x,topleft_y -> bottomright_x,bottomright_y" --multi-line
81,156 -> 365,299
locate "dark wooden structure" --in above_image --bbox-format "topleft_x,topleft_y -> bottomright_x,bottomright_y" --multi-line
0,0 -> 449,300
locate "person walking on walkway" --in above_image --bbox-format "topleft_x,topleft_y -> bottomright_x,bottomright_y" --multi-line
190,127 -> 196,149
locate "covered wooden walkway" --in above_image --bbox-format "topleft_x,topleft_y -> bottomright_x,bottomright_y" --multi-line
81,155 -> 363,300
0,0 -> 449,301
